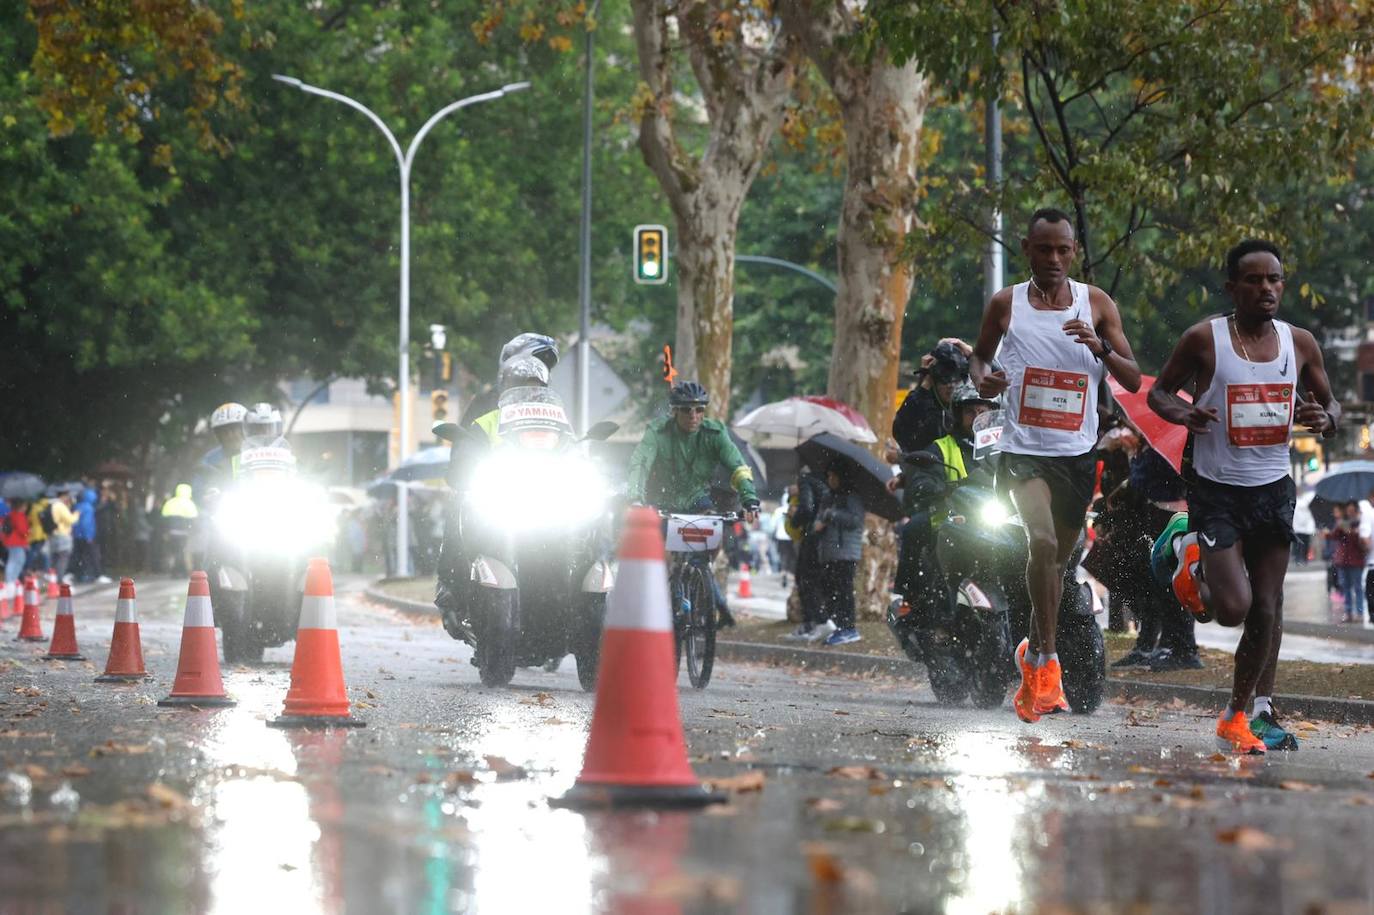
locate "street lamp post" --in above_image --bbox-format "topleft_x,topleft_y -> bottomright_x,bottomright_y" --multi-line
273,75 -> 530,577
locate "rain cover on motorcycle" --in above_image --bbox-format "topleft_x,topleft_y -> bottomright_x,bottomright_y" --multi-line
497,387 -> 574,450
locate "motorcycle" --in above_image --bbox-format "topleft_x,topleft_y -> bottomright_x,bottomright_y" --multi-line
208,439 -> 335,663
435,386 -> 619,690
887,413 -> 1107,713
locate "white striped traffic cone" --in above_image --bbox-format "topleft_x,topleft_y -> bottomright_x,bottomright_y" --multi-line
159,571 -> 234,708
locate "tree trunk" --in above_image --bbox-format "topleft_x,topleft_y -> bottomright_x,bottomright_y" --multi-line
782,3 -> 930,619
631,1 -> 798,418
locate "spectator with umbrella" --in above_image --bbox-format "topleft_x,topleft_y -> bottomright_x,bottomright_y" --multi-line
812,460 -> 867,646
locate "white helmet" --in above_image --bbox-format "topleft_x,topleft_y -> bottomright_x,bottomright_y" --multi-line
498,355 -> 550,391
244,402 -> 283,439
210,402 -> 248,429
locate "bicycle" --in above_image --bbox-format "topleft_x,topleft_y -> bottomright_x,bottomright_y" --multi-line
661,511 -> 737,689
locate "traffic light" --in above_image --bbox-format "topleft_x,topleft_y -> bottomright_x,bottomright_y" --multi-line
431,389 -> 449,422
634,224 -> 668,285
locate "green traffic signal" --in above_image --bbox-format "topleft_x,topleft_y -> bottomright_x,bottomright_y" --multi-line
634,224 -> 668,285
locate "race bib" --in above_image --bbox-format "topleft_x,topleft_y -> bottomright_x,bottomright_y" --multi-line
1018,367 -> 1089,431
1226,383 -> 1292,447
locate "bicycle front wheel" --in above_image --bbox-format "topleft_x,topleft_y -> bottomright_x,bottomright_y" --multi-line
682,563 -> 717,689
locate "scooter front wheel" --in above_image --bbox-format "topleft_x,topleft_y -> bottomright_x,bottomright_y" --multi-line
477,589 -> 517,688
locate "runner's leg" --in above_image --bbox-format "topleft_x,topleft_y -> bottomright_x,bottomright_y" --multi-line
1227,540 -> 1287,713
1010,478 -> 1058,656
1197,543 -> 1252,626
1253,562 -> 1286,701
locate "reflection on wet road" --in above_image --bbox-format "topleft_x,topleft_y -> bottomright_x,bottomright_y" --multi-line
4,575 -> 1374,912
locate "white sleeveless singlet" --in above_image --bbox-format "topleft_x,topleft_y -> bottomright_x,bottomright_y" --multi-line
1191,317 -> 1296,487
1000,280 -> 1103,457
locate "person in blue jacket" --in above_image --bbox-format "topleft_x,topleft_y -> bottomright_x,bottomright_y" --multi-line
71,487 -> 104,583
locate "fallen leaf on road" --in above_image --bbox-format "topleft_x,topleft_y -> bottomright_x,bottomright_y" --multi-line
541,716 -> 567,726
827,765 -> 885,781
1293,721 -> 1320,732
443,771 -> 479,790
12,687 -> 41,697
705,770 -> 765,793
1279,780 -> 1321,792
0,730 -> 51,739
833,710 -> 850,716
1153,778 -> 1173,788
60,764 -> 92,778
519,692 -> 555,707
823,816 -> 886,834
1061,739 -> 1092,749
867,784 -> 889,796
806,797 -> 844,813
1216,826 -> 1286,851
1207,753 -> 1228,763
1166,698 -> 1188,710
912,777 -> 953,791
644,873 -> 742,905
802,843 -> 845,884
89,741 -> 150,758
703,803 -> 738,817
364,689 -> 379,700
484,755 -> 527,780
23,764 -> 48,780
146,783 -> 190,812
354,701 -> 376,710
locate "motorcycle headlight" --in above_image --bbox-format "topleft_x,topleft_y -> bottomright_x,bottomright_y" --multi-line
979,499 -> 1013,527
216,481 -> 334,553
467,451 -> 608,532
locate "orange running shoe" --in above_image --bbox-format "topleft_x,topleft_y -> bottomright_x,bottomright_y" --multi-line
1216,709 -> 1266,755
1034,658 -> 1071,715
1171,533 -> 1212,623
1013,639 -> 1040,723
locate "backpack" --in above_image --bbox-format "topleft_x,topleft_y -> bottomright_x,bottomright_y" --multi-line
38,504 -> 57,536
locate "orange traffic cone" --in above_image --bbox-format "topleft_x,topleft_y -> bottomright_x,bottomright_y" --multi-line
42,583 -> 84,660
268,558 -> 364,729
15,576 -> 45,642
95,579 -> 148,682
160,572 -> 235,708
0,580 -> 13,621
737,563 -> 753,599
552,507 -> 724,809
45,569 -> 59,599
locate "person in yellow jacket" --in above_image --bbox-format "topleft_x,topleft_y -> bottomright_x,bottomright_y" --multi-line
48,489 -> 80,582
26,497 -> 50,574
160,483 -> 199,575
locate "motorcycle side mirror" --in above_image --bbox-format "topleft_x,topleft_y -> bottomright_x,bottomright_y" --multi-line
432,421 -> 460,443
583,420 -> 619,442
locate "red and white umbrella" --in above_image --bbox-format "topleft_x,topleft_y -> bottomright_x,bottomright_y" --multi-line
733,395 -> 877,445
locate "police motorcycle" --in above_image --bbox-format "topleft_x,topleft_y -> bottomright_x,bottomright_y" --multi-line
208,404 -> 335,663
888,409 -> 1106,713
435,385 -> 619,689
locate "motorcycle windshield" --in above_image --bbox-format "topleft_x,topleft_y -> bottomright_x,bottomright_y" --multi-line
496,387 -> 575,450
238,437 -> 296,478
971,410 -> 1004,461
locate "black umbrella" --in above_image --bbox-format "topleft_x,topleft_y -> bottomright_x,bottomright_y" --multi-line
795,433 -> 903,522
0,473 -> 46,501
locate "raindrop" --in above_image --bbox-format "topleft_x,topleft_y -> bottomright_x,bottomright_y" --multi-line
3,772 -> 32,807
149,736 -> 167,752
908,842 -> 925,856
49,781 -> 80,815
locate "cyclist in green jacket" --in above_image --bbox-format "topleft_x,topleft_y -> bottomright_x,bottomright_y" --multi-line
628,381 -> 761,626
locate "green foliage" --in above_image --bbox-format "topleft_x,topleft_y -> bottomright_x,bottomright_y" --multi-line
873,0 -> 1374,370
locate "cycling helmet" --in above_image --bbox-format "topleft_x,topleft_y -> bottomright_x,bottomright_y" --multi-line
498,333 -> 559,371
951,382 -> 999,410
668,381 -> 710,408
244,402 -> 283,439
498,355 -> 550,391
210,402 -> 247,429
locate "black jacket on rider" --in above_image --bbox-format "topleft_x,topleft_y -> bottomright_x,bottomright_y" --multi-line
892,385 -> 952,454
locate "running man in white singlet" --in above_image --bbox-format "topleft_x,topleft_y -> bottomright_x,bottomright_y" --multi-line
971,208 -> 1142,724
1148,239 -> 1338,755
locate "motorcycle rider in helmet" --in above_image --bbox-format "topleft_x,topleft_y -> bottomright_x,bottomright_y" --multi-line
435,353 -> 555,639
892,339 -> 972,454
193,402 -> 248,504
626,381 -> 761,628
890,382 -> 1000,631
455,333 -> 560,431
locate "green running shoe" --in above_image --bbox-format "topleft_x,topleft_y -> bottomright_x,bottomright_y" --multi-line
1250,710 -> 1299,751
1151,511 -> 1190,587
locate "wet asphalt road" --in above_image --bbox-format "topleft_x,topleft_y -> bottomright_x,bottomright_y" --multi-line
4,576 -> 1374,914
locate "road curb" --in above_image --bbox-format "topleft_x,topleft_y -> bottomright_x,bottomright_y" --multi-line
364,584 -> 435,618
1285,620 -> 1374,645
364,580 -> 1374,725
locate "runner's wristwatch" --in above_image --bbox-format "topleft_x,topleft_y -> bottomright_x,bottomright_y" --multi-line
1094,336 -> 1114,361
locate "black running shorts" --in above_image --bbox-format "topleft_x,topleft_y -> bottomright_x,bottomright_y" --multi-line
1185,474 -> 1296,552
996,450 -> 1097,531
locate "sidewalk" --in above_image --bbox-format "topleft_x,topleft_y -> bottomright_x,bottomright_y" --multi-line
725,565 -> 1374,667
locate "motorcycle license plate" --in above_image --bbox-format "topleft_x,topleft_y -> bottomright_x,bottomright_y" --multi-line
665,515 -> 723,553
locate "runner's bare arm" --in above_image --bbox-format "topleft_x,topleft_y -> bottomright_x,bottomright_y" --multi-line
1067,288 -> 1141,392
1293,327 -> 1340,438
1148,324 -> 1221,433
970,289 -> 1012,399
